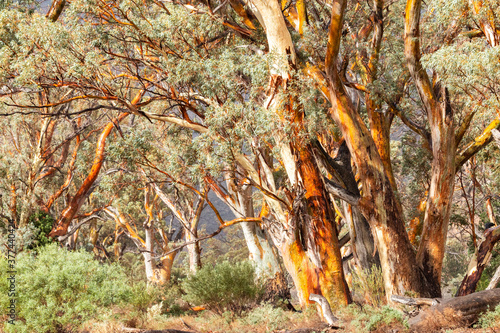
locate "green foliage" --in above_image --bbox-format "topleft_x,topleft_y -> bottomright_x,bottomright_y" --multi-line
182,260 -> 263,316
340,304 -> 408,332
27,211 -> 55,248
240,303 -> 287,332
128,282 -> 162,314
0,244 -> 133,333
477,304 -> 500,328
441,239 -> 469,289
200,226 -> 249,267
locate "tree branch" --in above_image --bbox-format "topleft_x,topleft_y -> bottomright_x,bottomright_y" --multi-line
456,118 -> 500,172
323,178 -> 360,206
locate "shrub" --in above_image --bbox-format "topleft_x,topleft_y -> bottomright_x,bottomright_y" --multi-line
241,303 -> 288,331
477,304 -> 500,328
182,260 -> 263,315
28,211 -> 55,249
0,244 -> 133,333
339,304 -> 408,332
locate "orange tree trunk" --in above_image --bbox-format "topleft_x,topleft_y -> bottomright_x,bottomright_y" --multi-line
251,0 -> 351,308
359,0 -> 398,194
324,0 -> 438,299
281,144 -> 352,308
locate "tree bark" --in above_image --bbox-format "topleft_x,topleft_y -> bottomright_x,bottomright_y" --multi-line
405,0 -> 456,295
251,0 -> 351,308
49,113 -> 129,237
144,226 -> 155,281
324,0 -> 436,300
456,225 -> 500,296
314,141 -> 380,271
409,289 -> 500,330
221,170 -> 280,277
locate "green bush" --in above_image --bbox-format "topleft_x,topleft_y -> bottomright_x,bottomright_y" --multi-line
182,260 -> 263,316
340,304 -> 408,332
477,304 -> 500,328
0,244 -> 133,333
241,303 -> 287,331
28,211 -> 56,249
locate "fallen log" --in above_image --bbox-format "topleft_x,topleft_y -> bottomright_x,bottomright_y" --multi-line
408,288 -> 500,331
391,295 -> 440,306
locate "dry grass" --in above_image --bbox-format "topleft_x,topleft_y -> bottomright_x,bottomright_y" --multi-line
73,302 -> 500,333
76,304 -> 323,333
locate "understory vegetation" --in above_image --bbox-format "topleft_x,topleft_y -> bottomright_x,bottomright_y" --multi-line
1,243 -> 500,332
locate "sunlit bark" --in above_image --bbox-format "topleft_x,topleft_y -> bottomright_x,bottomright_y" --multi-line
46,0 -> 66,22
252,0 -> 351,308
325,0 -> 436,299
49,112 -> 129,237
470,1 -> 500,47
406,0 -> 456,294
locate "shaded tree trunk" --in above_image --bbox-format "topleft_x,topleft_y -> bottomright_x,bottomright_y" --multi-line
314,141 -> 380,271
216,170 -> 281,277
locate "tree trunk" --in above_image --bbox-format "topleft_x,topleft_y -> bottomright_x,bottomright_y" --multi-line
223,172 -> 280,277
50,113 -> 129,237
314,141 -> 380,271
324,0 -> 436,300
251,0 -> 351,308
144,226 -> 155,282
360,0 -> 398,195
155,252 -> 177,284
186,234 -> 201,273
487,264 -> 500,290
405,0 -> 455,295
18,117 -> 52,228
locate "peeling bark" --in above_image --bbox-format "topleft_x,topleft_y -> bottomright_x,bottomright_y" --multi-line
251,0 -> 351,307
313,141 -> 380,271
406,0 -> 456,294
456,225 -> 500,296
325,0 -> 436,300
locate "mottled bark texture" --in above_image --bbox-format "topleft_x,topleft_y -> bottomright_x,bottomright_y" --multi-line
251,0 -> 351,308
405,0 -> 455,296
325,0 -> 437,300
456,226 -> 500,296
